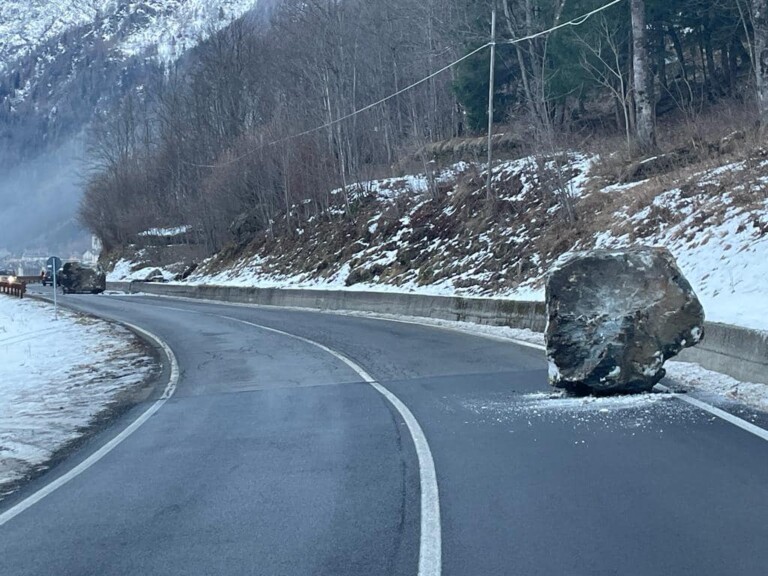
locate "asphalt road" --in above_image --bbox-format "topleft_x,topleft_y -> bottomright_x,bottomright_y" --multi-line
1,289 -> 767,575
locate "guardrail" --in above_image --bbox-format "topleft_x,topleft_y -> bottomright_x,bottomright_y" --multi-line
107,281 -> 768,387
0,279 -> 26,298
17,275 -> 42,285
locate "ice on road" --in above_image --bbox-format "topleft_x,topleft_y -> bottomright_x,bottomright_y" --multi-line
0,297 -> 157,498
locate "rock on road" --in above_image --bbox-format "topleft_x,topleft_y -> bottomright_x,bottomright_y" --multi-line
1,290 -> 767,575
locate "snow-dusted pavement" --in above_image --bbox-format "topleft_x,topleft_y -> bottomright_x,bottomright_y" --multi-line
312,309 -> 768,416
0,296 -> 157,498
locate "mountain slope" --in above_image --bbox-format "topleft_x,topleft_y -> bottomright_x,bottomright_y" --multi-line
1,0 -> 259,163
0,1 -> 258,74
0,0 -> 260,253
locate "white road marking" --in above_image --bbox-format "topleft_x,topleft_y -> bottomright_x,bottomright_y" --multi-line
130,292 -> 545,351
221,315 -> 442,576
132,293 -> 768,443
470,332 -> 768,443
0,323 -> 179,527
655,384 -> 768,441
309,313 -> 768,444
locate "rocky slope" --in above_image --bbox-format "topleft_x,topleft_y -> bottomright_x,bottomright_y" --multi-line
110,142 -> 768,332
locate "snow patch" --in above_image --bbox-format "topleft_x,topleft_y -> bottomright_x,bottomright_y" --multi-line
0,296 -> 156,497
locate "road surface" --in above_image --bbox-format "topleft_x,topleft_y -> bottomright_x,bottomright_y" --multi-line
1,289 -> 767,575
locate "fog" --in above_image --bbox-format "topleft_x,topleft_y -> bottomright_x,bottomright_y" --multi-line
0,137 -> 91,256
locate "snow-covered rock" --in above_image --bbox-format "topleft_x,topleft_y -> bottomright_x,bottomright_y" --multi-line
545,247 -> 705,395
0,0 -> 258,75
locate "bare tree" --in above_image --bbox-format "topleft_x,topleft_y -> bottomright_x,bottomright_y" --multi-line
500,0 -> 568,141
630,0 -> 657,152
753,0 -> 768,134
574,16 -> 633,153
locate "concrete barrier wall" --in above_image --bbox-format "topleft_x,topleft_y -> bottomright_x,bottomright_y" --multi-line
110,282 -> 767,386
112,281 -> 548,332
676,322 -> 768,386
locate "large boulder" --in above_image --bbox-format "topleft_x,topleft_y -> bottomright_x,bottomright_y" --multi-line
60,262 -> 106,294
545,246 -> 704,395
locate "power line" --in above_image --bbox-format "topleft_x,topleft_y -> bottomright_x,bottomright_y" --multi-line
187,0 -> 626,169
501,0 -> 626,45
186,42 -> 491,168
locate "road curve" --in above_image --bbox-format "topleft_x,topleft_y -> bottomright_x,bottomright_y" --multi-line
1,291 -> 767,576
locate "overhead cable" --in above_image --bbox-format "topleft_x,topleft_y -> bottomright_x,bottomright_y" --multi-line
501,0 -> 626,45
187,0 -> 626,169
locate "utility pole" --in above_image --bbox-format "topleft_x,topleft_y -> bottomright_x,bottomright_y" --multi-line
486,3 -> 497,200
52,264 -> 58,320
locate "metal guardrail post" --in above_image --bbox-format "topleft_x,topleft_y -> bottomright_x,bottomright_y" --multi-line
0,280 -> 26,299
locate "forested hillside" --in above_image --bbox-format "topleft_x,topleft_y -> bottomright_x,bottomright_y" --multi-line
82,0 -> 768,260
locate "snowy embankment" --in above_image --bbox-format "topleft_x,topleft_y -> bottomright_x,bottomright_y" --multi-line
110,152 -> 768,333
0,297 -> 157,498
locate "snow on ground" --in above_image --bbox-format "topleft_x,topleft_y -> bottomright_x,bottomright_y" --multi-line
111,152 -> 768,333
107,257 -> 175,282
590,161 -> 768,332
108,258 -> 138,281
459,391 -> 695,436
178,252 -> 545,300
0,296 -> 157,498
178,155 -> 595,301
138,225 -> 191,237
332,162 -> 473,201
665,361 -> 768,413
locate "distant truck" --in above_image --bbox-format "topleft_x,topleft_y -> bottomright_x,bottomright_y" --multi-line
41,266 -> 55,286
59,262 -> 106,294
42,258 -> 62,286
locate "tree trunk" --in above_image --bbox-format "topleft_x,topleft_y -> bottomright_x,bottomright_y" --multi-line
630,0 -> 656,152
668,26 -> 689,84
753,0 -> 768,134
656,24 -> 667,90
703,26 -> 718,97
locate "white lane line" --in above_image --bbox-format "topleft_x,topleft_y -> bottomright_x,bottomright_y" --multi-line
0,323 -> 179,527
474,334 -> 768,443
654,384 -> 768,441
147,295 -> 768,444
326,315 -> 768,444
222,315 -> 441,576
